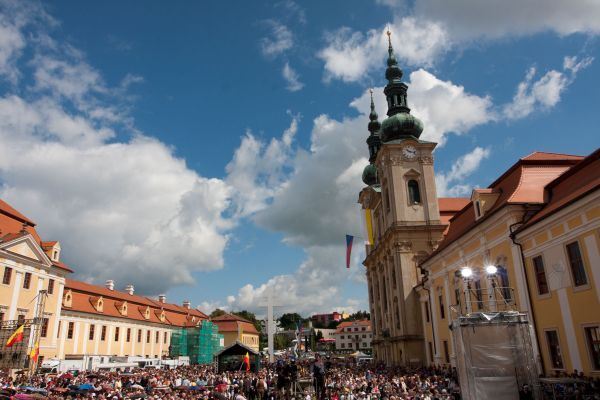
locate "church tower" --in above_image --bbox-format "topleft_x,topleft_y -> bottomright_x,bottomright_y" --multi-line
358,31 -> 446,366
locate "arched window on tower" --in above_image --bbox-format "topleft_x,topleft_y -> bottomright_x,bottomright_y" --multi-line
408,179 -> 421,204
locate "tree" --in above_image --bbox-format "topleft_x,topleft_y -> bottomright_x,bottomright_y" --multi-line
278,313 -> 303,330
210,308 -> 226,318
315,330 -> 323,341
274,333 -> 292,350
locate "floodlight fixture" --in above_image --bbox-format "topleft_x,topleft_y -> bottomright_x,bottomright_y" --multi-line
485,265 -> 498,275
461,267 -> 473,278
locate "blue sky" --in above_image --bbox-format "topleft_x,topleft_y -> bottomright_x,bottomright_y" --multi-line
0,0 -> 598,316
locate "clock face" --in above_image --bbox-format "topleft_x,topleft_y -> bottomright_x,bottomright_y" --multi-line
403,145 -> 417,159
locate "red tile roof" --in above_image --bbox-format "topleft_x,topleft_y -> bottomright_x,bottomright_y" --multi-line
517,148 -> 600,231
211,313 -> 259,334
520,151 -> 584,161
0,199 -> 36,226
422,152 -> 584,264
438,198 -> 469,213
64,279 -> 207,327
0,199 -> 72,272
335,319 -> 372,333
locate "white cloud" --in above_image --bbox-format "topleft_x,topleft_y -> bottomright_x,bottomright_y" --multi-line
260,20 -> 293,57
436,147 -> 491,197
225,114 -> 298,218
350,70 -> 494,146
276,0 -> 306,25
227,246 -> 368,316
318,20 -> 448,82
0,1 -> 236,295
320,1 -> 599,83
282,62 -> 304,92
503,56 -> 593,119
413,0 -> 600,41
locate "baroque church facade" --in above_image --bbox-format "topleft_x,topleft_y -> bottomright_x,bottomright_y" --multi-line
359,33 -> 600,375
358,33 -> 451,366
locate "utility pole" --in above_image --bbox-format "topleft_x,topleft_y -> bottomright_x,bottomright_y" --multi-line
29,290 -> 47,374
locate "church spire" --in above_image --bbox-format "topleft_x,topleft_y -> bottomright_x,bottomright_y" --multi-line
363,89 -> 381,186
380,29 -> 424,142
367,89 -> 382,163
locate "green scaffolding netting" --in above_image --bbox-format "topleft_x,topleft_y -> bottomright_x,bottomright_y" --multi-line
169,321 -> 223,364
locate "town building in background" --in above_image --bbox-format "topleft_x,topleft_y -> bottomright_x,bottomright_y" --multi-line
211,313 -> 260,352
357,33 -> 600,375
335,320 -> 372,352
310,311 -> 348,327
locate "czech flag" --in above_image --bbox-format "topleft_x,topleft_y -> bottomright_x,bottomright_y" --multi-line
346,235 -> 354,268
6,325 -> 24,347
243,352 -> 250,371
30,341 -> 39,363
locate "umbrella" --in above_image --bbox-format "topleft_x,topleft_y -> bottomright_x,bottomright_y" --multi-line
215,383 -> 228,392
78,383 -> 94,390
60,373 -> 73,379
130,384 -> 145,390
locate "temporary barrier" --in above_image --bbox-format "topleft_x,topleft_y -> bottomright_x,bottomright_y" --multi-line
451,311 -> 540,400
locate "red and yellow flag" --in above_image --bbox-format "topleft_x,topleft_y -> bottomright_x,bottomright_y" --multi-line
6,325 -> 24,347
243,352 -> 250,371
30,341 -> 39,363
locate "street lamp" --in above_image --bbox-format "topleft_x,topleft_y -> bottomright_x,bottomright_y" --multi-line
460,267 -> 473,278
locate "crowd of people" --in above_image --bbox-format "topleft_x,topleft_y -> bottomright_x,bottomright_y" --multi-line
0,355 -> 598,399
0,355 -> 462,400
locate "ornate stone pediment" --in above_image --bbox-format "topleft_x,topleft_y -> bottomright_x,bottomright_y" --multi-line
394,241 -> 413,252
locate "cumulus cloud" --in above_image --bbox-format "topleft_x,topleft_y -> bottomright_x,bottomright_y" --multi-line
0,1 -> 235,295
319,0 -> 599,83
319,20 -> 448,82
436,147 -> 491,197
503,56 -> 593,119
413,0 -> 600,41
260,20 -> 293,57
228,246 -> 368,315
282,62 -> 304,92
349,70 -> 494,146
225,114 -> 298,218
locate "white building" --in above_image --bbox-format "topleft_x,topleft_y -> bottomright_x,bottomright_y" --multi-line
335,320 -> 372,352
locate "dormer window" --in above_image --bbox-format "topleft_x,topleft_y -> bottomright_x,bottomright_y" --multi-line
475,200 -> 482,219
116,301 -> 128,316
63,290 -> 72,308
407,180 -> 421,204
471,189 -> 500,220
90,296 -> 104,312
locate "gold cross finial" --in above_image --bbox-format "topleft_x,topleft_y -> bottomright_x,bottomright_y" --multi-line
386,27 -> 392,48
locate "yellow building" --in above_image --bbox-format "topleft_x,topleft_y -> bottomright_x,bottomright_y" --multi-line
0,199 -> 71,365
57,280 -> 207,360
211,313 -> 260,352
0,198 -> 209,367
515,150 -> 600,376
419,149 -> 599,376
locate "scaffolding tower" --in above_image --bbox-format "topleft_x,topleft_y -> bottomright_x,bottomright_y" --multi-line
169,321 -> 223,364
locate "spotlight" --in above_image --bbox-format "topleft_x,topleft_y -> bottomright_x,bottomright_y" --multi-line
461,267 -> 473,278
485,265 -> 498,275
